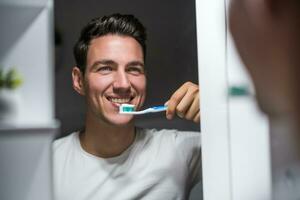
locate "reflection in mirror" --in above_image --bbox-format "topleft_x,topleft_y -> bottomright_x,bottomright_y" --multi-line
54,0 -> 201,199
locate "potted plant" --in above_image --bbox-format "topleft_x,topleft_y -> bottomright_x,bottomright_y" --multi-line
0,68 -> 23,124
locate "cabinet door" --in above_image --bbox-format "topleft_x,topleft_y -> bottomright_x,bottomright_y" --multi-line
196,0 -> 272,199
196,0 -> 231,199
0,126 -> 57,200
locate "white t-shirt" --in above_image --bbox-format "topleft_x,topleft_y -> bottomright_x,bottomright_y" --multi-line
53,128 -> 201,200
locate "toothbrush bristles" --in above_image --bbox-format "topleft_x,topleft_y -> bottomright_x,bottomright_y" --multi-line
119,104 -> 135,113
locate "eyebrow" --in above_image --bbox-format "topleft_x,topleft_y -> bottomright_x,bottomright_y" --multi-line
126,61 -> 145,68
90,60 -> 117,70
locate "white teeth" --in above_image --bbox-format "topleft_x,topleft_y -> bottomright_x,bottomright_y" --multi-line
110,98 -> 131,104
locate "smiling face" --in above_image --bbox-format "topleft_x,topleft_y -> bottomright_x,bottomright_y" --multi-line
72,35 -> 146,126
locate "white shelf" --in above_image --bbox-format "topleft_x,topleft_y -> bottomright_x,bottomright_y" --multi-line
0,0 -> 49,7
0,120 -> 59,132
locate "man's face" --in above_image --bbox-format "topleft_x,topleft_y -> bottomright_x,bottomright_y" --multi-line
229,0 -> 298,118
78,35 -> 146,126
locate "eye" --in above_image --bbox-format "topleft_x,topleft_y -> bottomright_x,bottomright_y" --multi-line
127,66 -> 144,75
97,66 -> 113,74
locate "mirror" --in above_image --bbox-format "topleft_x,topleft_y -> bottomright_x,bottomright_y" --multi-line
54,0 -> 201,199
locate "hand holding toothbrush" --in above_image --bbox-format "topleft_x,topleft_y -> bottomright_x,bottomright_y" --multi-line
165,82 -> 200,123
119,81 -> 200,123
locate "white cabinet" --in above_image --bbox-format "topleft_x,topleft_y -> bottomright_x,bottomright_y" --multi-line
0,125 -> 58,200
196,1 -> 231,199
0,1 -> 57,200
0,0 -> 54,125
196,0 -> 272,199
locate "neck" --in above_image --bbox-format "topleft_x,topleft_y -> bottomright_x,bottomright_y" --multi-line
80,112 -> 136,158
270,114 -> 300,169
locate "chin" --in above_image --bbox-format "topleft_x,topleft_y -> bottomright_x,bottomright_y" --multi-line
256,89 -> 295,119
104,114 -> 135,127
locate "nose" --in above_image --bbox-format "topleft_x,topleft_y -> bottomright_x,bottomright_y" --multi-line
113,70 -> 131,93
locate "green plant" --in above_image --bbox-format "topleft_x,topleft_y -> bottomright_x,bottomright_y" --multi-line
0,68 -> 23,90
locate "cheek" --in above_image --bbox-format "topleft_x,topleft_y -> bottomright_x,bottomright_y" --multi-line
86,74 -> 113,93
130,76 -> 146,94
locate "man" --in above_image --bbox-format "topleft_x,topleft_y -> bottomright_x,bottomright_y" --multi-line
53,13 -> 200,200
229,0 -> 300,199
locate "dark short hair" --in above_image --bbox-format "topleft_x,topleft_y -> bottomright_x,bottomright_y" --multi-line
73,13 -> 147,73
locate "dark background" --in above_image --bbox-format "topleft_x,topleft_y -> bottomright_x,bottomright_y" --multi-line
54,0 -> 200,136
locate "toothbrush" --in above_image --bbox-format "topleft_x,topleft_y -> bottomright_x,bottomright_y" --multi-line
119,104 -> 167,115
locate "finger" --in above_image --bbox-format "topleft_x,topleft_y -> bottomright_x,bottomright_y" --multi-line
175,86 -> 199,118
193,112 -> 200,124
164,100 -> 169,106
166,85 -> 189,120
184,94 -> 200,120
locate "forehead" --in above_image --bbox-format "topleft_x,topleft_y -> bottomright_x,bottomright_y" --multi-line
86,35 -> 144,66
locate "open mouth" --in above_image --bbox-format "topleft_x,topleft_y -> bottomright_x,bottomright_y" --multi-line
106,96 -> 135,105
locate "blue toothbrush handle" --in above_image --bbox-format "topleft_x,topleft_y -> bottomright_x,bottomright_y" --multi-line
120,105 -> 168,115
150,105 -> 168,112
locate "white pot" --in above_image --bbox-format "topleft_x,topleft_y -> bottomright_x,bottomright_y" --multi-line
0,89 -> 20,125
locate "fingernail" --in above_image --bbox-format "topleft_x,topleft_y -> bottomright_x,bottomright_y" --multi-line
166,114 -> 172,120
177,113 -> 184,118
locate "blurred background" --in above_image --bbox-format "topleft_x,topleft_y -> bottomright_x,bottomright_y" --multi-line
54,1 -> 202,198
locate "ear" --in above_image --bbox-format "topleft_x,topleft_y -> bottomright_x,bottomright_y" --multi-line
265,0 -> 281,14
240,0 -> 276,30
245,0 -> 279,15
72,66 -> 86,95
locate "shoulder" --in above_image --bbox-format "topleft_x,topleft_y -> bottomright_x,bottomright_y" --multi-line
52,132 -> 79,154
141,128 -> 200,140
137,128 -> 200,147
139,128 -> 201,182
